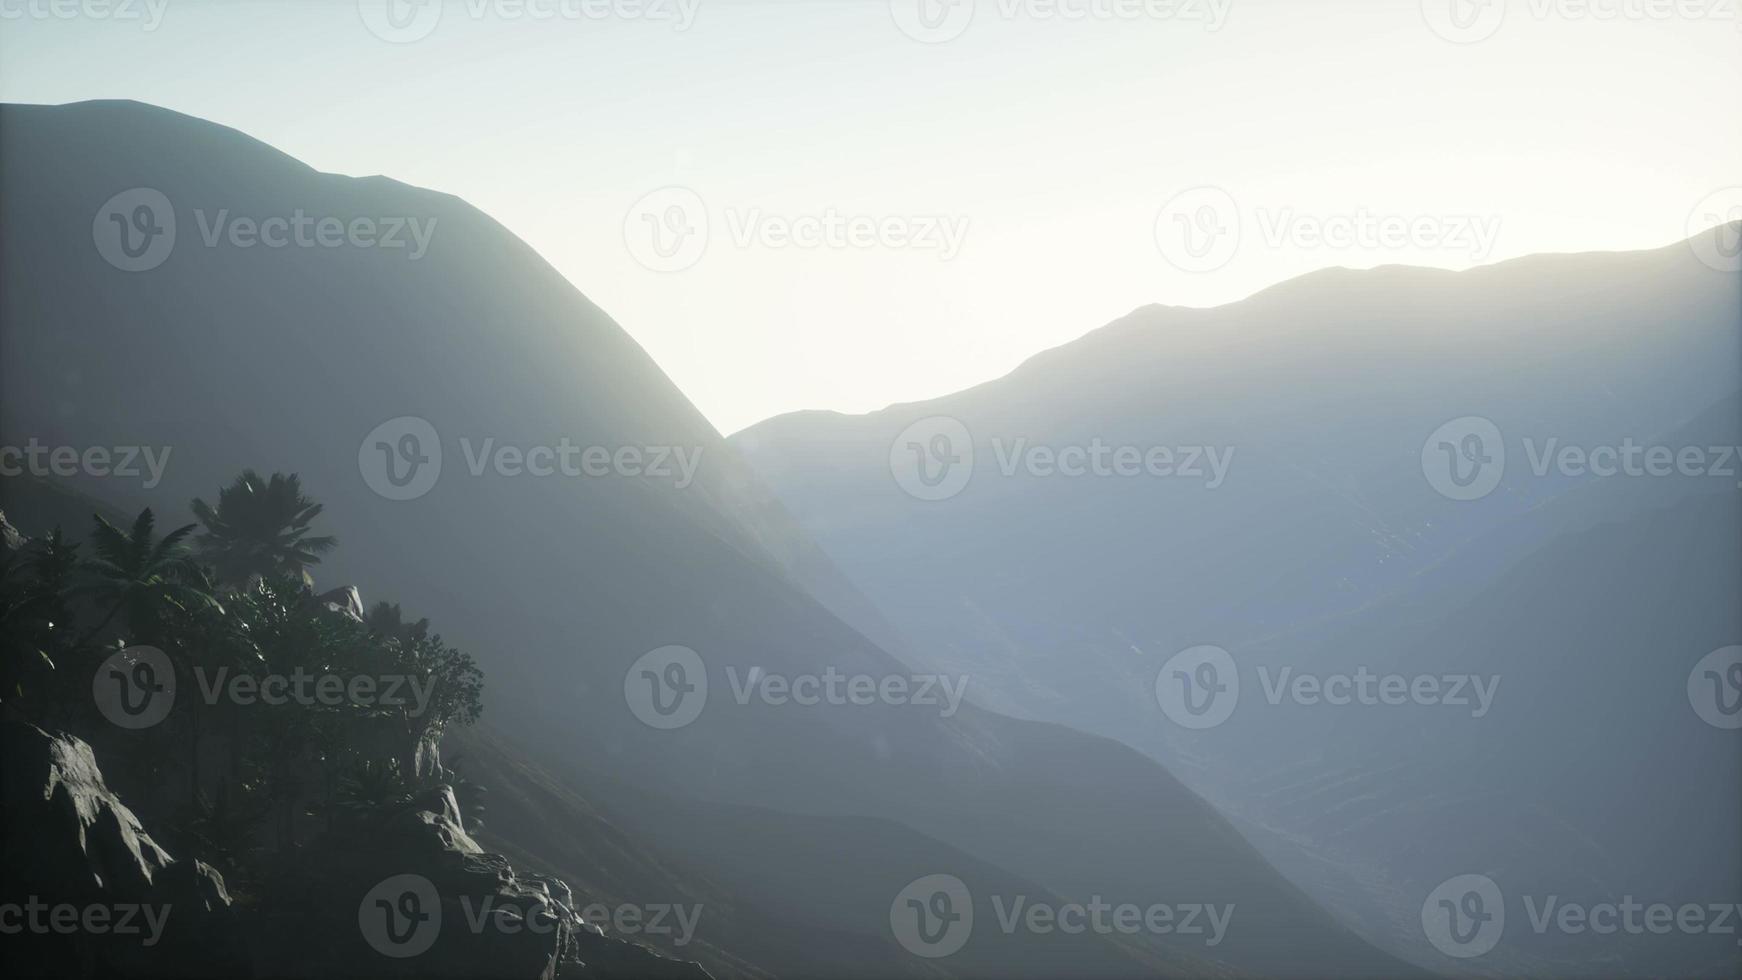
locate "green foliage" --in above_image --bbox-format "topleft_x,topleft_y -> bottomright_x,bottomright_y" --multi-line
186,777 -> 272,875
364,601 -> 429,646
191,470 -> 336,587
335,757 -> 417,813
0,529 -> 75,697
392,632 -> 486,731
77,509 -> 222,646
230,574 -> 377,689
7,471 -> 488,865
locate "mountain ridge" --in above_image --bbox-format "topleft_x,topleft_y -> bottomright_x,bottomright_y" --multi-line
1,98 -> 1425,978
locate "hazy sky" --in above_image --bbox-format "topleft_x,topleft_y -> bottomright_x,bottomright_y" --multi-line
4,0 -> 1739,433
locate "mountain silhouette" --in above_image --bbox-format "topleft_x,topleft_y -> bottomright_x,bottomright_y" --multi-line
0,99 -> 1425,977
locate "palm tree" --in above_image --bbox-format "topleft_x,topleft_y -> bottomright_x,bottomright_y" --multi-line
191,471 -> 336,587
2,532 -> 63,700
78,509 -> 222,646
2,528 -> 81,708
363,601 -> 429,647
157,563 -> 252,808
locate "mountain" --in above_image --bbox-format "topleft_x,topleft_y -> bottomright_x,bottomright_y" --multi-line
733,230 -> 1742,975
0,100 -> 1419,977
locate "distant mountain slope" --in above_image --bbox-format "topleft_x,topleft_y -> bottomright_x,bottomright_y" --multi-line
731,229 -> 1738,749
732,228 -> 1742,975
0,100 -> 1418,977
735,237 -> 1739,675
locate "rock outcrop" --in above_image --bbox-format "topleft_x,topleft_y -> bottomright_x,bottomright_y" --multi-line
257,782 -> 711,979
1,718 -> 709,979
0,718 -> 244,977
